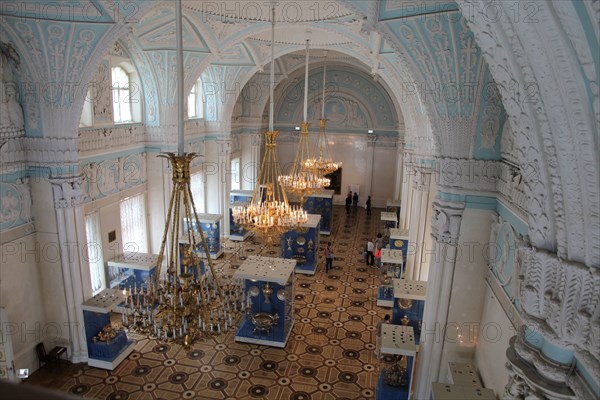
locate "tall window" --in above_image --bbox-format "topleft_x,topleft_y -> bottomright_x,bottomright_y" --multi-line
80,88 -> 93,127
112,66 -> 133,124
231,158 -> 240,190
120,193 -> 148,253
190,172 -> 205,213
85,212 -> 105,295
187,79 -> 204,119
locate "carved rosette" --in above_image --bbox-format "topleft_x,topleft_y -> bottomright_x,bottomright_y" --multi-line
430,200 -> 465,246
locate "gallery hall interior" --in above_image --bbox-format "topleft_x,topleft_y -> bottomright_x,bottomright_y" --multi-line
0,1 -> 598,399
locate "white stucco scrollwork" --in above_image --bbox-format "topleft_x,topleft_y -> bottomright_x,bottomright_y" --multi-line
458,0 -> 599,267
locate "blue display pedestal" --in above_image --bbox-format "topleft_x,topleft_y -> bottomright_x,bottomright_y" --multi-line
376,324 -> 417,400
82,289 -> 135,370
303,190 -> 334,235
182,213 -> 223,259
392,279 -> 427,347
229,190 -> 254,241
377,249 -> 404,307
233,256 -> 295,348
107,252 -> 159,313
280,214 -> 321,275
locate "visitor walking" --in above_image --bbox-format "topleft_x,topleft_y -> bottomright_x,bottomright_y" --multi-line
325,242 -> 335,273
366,195 -> 372,216
366,239 -> 375,266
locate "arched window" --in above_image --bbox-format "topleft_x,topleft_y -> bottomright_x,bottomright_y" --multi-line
187,78 -> 204,119
112,66 -> 133,123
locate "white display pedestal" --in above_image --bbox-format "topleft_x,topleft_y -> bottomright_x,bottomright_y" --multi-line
377,249 -> 404,307
234,256 -> 296,348
82,289 -> 135,370
392,279 -> 427,348
431,383 -> 495,400
447,362 -> 484,388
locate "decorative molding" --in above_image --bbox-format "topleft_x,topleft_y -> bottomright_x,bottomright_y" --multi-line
0,177 -> 32,230
496,161 -> 528,217
430,200 -> 465,245
517,240 -> 599,389
77,124 -> 145,155
80,152 -> 146,203
434,157 -> 499,194
50,174 -> 87,208
24,136 -> 79,167
459,0 -> 599,267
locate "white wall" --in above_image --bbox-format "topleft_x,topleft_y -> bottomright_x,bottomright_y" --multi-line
370,146 -> 397,207
0,233 -> 49,374
146,153 -> 170,255
439,208 -> 494,377
276,135 -> 397,207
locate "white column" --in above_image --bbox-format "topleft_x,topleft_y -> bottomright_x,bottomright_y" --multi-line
366,135 -> 377,196
405,167 -> 434,280
249,132 -> 262,190
399,154 -> 414,231
218,139 -> 232,236
393,140 -> 404,201
414,199 -> 465,399
49,175 -> 89,363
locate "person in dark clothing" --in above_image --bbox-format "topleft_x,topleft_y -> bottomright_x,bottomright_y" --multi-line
345,193 -> 352,215
352,192 -> 359,213
366,195 -> 372,216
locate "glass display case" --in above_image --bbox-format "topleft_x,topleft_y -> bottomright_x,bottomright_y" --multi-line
377,248 -> 404,307
389,228 -> 409,261
380,212 -> 398,236
392,279 -> 427,347
182,213 -> 223,259
376,324 -> 417,400
81,289 -> 135,370
106,252 -> 158,313
233,255 -> 296,348
280,214 -> 321,275
386,199 -> 401,223
303,189 -> 334,235
229,190 -> 254,241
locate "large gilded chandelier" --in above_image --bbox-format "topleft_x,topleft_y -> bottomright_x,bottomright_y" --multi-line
231,7 -> 307,244
278,37 -> 329,201
304,51 -> 341,176
121,0 -> 240,346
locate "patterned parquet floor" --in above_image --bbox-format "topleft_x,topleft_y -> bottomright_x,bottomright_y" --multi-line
29,205 -> 390,399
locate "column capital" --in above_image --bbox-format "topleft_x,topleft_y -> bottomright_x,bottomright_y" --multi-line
430,200 -> 465,245
50,174 -> 87,208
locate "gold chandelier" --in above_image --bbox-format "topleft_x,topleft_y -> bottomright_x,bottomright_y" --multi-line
121,0 -> 240,346
278,37 -> 330,201
231,7 -> 308,244
304,51 -> 341,176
